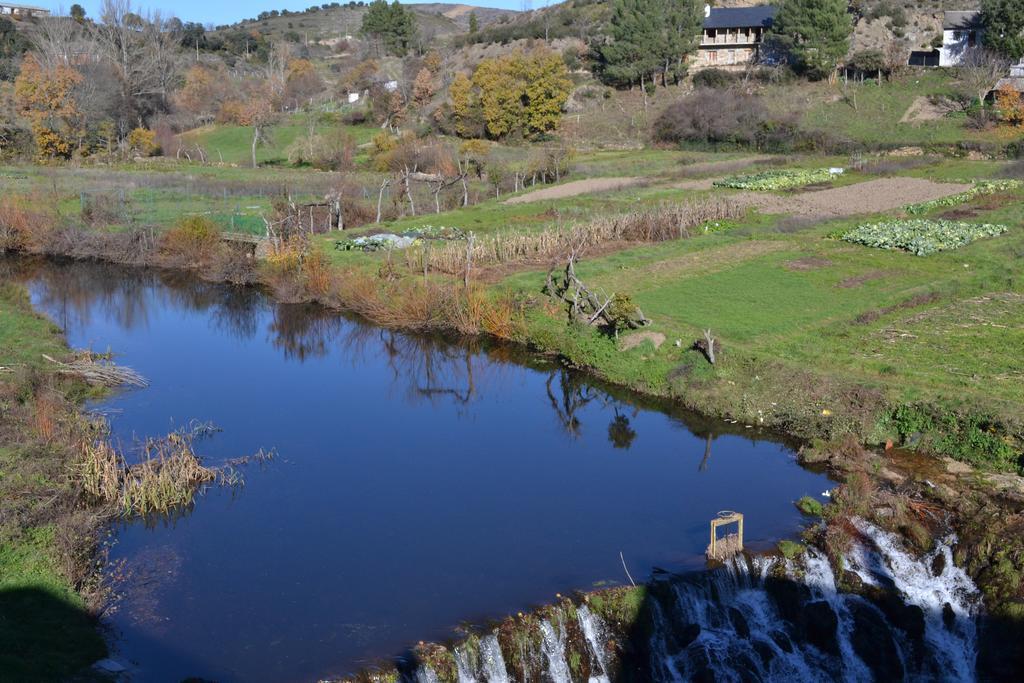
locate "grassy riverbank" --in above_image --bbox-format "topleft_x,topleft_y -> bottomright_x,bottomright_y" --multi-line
0,283 -> 108,679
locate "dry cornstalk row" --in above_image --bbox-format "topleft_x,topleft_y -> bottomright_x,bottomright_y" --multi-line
405,198 -> 741,275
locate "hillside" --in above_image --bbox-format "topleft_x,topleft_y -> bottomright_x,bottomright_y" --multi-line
219,2 -> 518,45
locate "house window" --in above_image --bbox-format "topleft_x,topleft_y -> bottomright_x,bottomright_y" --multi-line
708,50 -> 718,64
968,30 -> 977,47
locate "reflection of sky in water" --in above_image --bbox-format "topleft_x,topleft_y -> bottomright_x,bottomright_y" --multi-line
16,259 -> 834,683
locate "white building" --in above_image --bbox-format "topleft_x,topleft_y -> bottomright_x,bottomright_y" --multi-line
940,11 -> 982,67
0,3 -> 50,17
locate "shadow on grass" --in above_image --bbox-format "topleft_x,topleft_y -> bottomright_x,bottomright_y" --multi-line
0,586 -> 106,681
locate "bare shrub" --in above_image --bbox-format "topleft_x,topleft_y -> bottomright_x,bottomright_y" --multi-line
653,89 -> 787,148
159,216 -> 221,266
207,246 -> 260,285
80,191 -> 129,226
0,196 -> 58,252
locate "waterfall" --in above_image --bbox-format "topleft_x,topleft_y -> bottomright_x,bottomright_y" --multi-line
452,635 -> 509,683
400,520 -> 980,682
478,635 -> 509,683
539,618 -> 573,683
576,605 -> 610,683
850,519 -> 980,681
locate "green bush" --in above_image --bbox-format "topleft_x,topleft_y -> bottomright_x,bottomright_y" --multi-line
692,68 -> 739,89
840,219 -> 1009,255
890,404 -> 1022,473
796,495 -> 824,516
778,539 -> 806,559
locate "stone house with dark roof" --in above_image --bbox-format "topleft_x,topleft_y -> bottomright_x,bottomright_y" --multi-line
693,5 -> 777,70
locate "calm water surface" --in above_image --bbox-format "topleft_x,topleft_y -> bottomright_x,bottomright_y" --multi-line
10,259 -> 834,682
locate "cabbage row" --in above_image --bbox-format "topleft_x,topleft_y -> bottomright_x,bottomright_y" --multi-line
840,219 -> 1009,256
904,179 -> 1024,215
713,168 -> 837,191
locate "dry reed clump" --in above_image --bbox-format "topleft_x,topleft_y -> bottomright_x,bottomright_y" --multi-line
261,236 -> 309,301
301,250 -> 333,297
31,389 -> 62,443
406,198 -> 742,275
78,430 -> 223,517
0,195 -> 59,253
324,267 -> 525,338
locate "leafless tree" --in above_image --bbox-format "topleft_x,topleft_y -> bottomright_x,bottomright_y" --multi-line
957,48 -> 1011,108
90,0 -> 184,139
28,15 -> 88,68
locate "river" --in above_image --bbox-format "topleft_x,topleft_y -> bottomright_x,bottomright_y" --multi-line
10,258 -> 835,682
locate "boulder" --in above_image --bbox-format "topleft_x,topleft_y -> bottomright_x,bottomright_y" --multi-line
848,600 -> 906,681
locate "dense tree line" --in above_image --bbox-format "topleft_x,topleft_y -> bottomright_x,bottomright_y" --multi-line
982,0 -> 1024,60
770,0 -> 852,80
360,0 -> 417,57
593,0 -> 703,90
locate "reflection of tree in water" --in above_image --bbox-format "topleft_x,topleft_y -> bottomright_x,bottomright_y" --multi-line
336,324 -> 499,409
608,408 -> 638,450
7,258 -> 267,344
545,369 -> 641,448
269,303 -> 343,362
7,258 -> 154,334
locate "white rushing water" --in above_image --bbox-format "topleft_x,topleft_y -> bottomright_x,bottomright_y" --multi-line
417,519 -> 981,682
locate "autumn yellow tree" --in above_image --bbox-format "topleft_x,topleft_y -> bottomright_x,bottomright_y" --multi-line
13,55 -> 84,159
521,49 -> 573,137
473,56 -> 524,139
284,59 -> 324,110
423,50 -> 443,73
466,49 -> 572,140
996,86 -> 1024,127
448,72 -> 477,137
176,64 -> 230,121
412,67 -> 435,108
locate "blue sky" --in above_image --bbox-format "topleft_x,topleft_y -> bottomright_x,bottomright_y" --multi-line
43,1 -> 524,26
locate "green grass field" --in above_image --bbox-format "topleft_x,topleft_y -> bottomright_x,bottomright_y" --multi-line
179,115 -> 379,166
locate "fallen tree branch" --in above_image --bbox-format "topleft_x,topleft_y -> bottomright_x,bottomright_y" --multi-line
43,354 -> 148,388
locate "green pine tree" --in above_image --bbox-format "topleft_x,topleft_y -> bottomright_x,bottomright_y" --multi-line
469,11 -> 479,35
771,0 -> 853,80
982,0 -> 1024,60
360,0 -> 417,56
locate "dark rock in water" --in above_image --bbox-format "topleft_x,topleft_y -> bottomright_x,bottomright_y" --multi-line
841,569 -> 864,593
869,590 -> 926,642
848,600 -> 905,681
752,638 -> 776,667
764,576 -> 812,624
686,643 -> 717,683
732,651 -> 764,683
931,551 -> 946,577
799,600 -> 839,656
943,602 -> 956,630
728,607 -> 751,639
677,623 -> 702,651
770,630 -> 794,654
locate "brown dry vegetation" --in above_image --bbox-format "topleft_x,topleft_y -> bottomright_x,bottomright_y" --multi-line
406,198 -> 742,276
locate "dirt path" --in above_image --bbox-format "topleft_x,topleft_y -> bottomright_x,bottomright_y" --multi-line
900,96 -> 950,123
730,177 -> 972,219
504,176 -> 642,204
